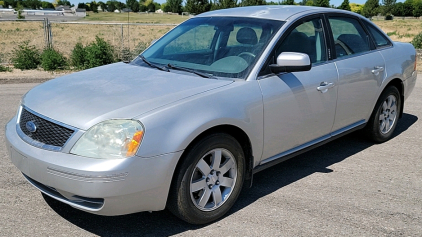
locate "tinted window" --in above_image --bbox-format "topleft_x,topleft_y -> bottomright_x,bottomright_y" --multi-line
364,22 -> 391,47
328,17 -> 371,58
277,18 -> 326,64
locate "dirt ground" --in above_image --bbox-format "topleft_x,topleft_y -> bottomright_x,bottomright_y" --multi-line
0,69 -> 71,84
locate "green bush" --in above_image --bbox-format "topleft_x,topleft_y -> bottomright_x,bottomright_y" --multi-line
84,36 -> 115,69
70,42 -> 87,69
385,15 -> 393,20
40,47 -> 67,71
0,65 -> 12,72
11,41 -> 40,70
411,32 -> 422,49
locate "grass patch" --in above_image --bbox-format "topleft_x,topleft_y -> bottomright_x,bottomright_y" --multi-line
374,19 -> 421,42
0,65 -> 12,72
81,12 -> 187,24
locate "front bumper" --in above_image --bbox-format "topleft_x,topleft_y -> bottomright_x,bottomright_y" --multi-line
5,116 -> 182,215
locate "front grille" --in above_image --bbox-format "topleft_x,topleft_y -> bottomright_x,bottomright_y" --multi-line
19,108 -> 74,147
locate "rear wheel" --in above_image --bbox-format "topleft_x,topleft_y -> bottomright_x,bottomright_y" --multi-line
365,86 -> 401,143
167,133 -> 245,224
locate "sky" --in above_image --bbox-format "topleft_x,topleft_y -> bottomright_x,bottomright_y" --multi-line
66,0 -> 398,9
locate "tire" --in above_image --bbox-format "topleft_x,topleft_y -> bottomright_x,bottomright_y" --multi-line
365,86 -> 401,143
167,133 -> 245,224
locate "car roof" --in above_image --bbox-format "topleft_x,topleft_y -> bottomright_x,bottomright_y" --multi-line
197,5 -> 361,21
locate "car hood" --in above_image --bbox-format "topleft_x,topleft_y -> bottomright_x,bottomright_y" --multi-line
22,63 -> 233,130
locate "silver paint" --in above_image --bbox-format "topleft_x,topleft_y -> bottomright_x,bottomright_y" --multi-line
5,5 -> 417,216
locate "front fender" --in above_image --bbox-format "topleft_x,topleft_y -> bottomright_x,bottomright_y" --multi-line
135,80 -> 264,167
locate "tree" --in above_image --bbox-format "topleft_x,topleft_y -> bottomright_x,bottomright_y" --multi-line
305,0 -> 314,6
57,0 -> 70,5
126,0 -> 135,9
78,2 -> 88,9
211,0 -> 237,9
4,0 -> 17,8
147,1 -> 155,11
133,1 -> 140,11
115,1 -> 126,10
165,0 -> 182,13
391,1 -> 404,16
16,3 -> 25,19
362,0 -> 379,18
161,2 -> 170,11
280,0 -> 294,4
23,0 -> 42,9
41,1 -> 54,8
403,0 -> 414,16
185,0 -> 211,14
127,0 -> 138,11
315,0 -> 329,7
382,0 -> 396,16
267,1 -> 280,5
241,0 -> 265,6
338,0 -> 351,11
350,3 -> 363,14
90,1 -> 99,12
413,0 -> 422,17
98,1 -> 106,11
154,2 -> 160,9
106,0 -> 116,11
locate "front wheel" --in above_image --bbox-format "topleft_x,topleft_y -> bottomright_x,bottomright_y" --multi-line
365,86 -> 401,143
167,133 -> 245,224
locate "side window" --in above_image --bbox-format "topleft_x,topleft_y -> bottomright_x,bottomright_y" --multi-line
276,18 -> 326,64
163,25 -> 215,55
328,16 -> 371,58
364,22 -> 391,48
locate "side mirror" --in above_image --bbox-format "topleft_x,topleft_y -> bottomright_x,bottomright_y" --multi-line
269,52 -> 312,74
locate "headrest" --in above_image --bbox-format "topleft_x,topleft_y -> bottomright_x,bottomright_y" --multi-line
236,27 -> 258,45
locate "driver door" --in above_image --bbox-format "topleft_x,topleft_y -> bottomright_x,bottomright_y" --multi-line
258,16 -> 338,162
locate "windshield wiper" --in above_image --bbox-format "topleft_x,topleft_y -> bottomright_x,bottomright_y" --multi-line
140,55 -> 169,72
167,64 -> 216,79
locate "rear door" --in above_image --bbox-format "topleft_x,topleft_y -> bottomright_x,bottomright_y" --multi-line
326,15 -> 386,133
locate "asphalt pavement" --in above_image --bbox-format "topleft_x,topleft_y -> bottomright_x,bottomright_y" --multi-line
0,77 -> 421,236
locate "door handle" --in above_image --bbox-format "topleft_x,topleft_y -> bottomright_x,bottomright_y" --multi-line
371,66 -> 384,75
317,82 -> 334,93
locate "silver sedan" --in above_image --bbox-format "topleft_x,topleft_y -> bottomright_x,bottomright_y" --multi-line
5,6 -> 417,224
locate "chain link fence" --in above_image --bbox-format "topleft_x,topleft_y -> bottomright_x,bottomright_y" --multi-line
0,20 -> 176,64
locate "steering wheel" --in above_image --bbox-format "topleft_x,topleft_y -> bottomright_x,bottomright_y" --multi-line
334,40 -> 352,57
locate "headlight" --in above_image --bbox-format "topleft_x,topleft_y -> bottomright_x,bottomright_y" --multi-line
70,120 -> 144,159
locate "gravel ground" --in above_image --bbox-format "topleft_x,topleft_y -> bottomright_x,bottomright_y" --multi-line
0,76 -> 421,236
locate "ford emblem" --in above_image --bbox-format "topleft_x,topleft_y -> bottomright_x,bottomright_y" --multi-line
26,121 -> 37,133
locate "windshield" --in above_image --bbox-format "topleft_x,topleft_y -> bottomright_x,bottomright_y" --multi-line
132,17 -> 284,79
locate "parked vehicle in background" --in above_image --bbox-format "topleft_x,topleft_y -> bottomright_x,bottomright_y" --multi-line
5,6 -> 417,224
